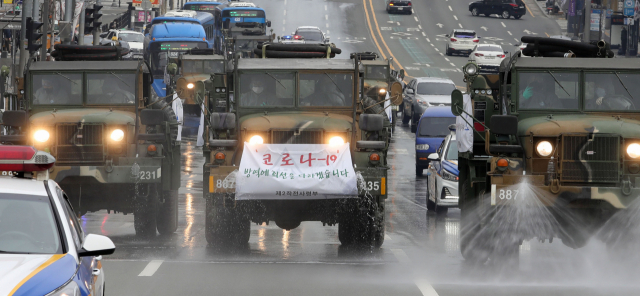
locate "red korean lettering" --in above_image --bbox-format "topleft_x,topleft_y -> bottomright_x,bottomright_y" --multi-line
263,154 -> 273,165
300,153 -> 317,167
281,153 -> 294,166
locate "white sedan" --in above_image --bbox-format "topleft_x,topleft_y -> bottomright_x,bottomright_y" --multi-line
468,44 -> 507,73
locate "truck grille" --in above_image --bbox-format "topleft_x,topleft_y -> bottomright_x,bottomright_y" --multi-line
560,134 -> 619,183
272,130 -> 323,144
56,124 -> 105,163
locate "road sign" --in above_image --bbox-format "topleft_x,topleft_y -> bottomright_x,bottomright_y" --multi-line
625,0 -> 635,16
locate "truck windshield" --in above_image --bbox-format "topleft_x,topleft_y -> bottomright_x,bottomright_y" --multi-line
366,66 -> 388,80
418,117 -> 456,137
299,73 -> 353,107
239,72 -> 295,107
518,71 -> 579,110
87,73 -> 136,105
585,73 -> 640,111
0,193 -> 62,254
32,73 -> 83,105
183,60 -> 225,74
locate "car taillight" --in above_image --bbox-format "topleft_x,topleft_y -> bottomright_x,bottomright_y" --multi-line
450,38 -> 457,42
509,3 -> 518,7
294,35 -> 301,39
499,54 -> 506,58
473,38 -> 479,43
475,53 -> 484,57
408,2 -> 412,5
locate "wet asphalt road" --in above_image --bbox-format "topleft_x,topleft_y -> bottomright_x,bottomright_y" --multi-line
78,0 -> 640,294
82,122 -> 640,296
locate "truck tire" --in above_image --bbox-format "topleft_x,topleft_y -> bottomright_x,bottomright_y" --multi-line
205,198 -> 250,247
339,197 -> 383,248
156,189 -> 179,235
134,185 -> 158,238
362,96 -> 384,115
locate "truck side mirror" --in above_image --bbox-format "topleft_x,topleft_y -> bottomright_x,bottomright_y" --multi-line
490,115 -> 518,135
399,69 -> 405,79
450,89 -> 464,116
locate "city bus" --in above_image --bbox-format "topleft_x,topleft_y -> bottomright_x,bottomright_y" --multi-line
213,6 -> 270,53
147,10 -> 216,48
144,22 -> 209,98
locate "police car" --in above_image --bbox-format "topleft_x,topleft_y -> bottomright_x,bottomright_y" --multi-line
0,146 -> 115,296
426,125 -> 459,214
278,35 -> 305,44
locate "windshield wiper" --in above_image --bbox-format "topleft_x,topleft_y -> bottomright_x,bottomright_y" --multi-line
110,72 -> 131,88
0,250 -> 32,254
614,71 -> 635,101
546,71 -> 570,97
55,72 -> 78,84
265,72 -> 287,89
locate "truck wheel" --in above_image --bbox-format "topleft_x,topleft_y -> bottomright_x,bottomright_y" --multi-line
134,185 -> 158,238
205,198 -> 250,247
362,96 -> 385,115
339,197 -> 383,248
156,189 -> 179,235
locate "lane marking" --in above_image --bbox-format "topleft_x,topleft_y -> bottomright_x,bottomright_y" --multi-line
422,31 -> 426,36
426,38 -> 430,42
283,19 -> 286,25
397,21 -> 401,26
385,234 -> 392,241
448,5 -> 452,11
507,31 -> 512,35
327,29 -> 330,34
450,62 -> 456,67
545,32 -> 550,37
391,249 -> 411,263
514,37 -> 519,42
501,21 -> 506,27
284,10 -> 286,16
325,4 -> 327,10
434,48 -> 439,52
453,15 -> 458,21
444,57 -> 450,61
458,23 -> 463,28
364,0 -> 407,71
439,52 -> 443,56
418,24 -> 422,29
326,23 -> 329,28
325,15 -> 328,20
429,43 -> 434,47
414,16 -> 419,22
415,279 -> 440,296
138,260 -> 164,277
525,3 -> 535,17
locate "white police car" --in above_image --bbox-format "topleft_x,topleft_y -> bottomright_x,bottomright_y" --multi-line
0,146 -> 115,296
426,125 -> 459,214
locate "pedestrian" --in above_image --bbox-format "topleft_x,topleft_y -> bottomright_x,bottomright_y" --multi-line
2,29 -> 11,52
620,27 -> 628,55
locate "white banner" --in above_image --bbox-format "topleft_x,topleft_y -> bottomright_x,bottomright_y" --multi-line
236,143 -> 358,200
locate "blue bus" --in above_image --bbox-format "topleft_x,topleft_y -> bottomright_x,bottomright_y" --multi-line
148,11 -> 216,48
183,1 -> 229,13
213,6 -> 270,52
144,23 -> 209,97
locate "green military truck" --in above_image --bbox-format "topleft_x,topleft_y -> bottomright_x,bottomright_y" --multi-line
0,46 -> 181,237
197,45 -> 391,248
453,38 -> 640,263
170,50 -> 228,114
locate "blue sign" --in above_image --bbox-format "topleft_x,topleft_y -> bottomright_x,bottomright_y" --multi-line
625,8 -> 635,16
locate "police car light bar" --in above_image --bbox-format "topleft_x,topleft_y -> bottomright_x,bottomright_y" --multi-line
0,146 -> 56,172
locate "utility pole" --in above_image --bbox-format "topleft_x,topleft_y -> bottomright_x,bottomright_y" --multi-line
18,0 -> 32,77
40,0 -> 49,61
93,0 -> 102,46
583,0 -> 591,42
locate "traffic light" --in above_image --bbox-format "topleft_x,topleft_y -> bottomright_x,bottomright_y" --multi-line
93,5 -> 103,29
85,7 -> 95,34
25,17 -> 43,54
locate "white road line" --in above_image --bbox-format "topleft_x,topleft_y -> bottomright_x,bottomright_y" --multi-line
418,24 -> 422,29
397,21 -> 401,26
326,23 -> 329,28
426,38 -> 430,42
507,31 -> 512,35
412,9 -> 415,14
325,15 -> 328,20
282,27 -> 285,32
434,48 -> 439,52
501,21 -> 506,27
283,10 -> 286,16
414,16 -> 419,22
422,31 -> 426,36
415,279 -> 440,296
391,249 -> 411,263
138,260 -> 164,277
439,52 -> 444,56
444,57 -> 450,61
448,5 -> 452,11
385,234 -> 392,241
327,29 -> 330,34
514,38 -> 519,42
450,62 -> 456,67
283,19 -> 286,25
324,4 -> 327,10
284,0 -> 287,4
429,43 -> 434,47
458,23 -> 463,28
453,15 -> 458,20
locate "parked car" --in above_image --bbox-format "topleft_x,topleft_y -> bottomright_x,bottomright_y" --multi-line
415,106 -> 456,176
386,0 -> 412,14
402,77 -> 457,133
469,44 -> 506,73
445,29 -> 479,56
293,26 -> 329,44
469,0 -> 526,19
426,125 -> 458,214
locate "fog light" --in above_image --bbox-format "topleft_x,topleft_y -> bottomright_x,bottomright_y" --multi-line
34,130 -> 50,142
215,152 -> 225,164
249,135 -> 264,145
187,83 -> 194,89
369,153 -> 380,165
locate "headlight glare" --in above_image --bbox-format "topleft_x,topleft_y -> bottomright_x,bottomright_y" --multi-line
34,130 -> 50,142
249,135 -> 264,145
536,141 -> 553,157
111,129 -> 125,142
187,83 -> 194,89
379,88 -> 387,94
627,143 -> 640,158
329,136 -> 345,146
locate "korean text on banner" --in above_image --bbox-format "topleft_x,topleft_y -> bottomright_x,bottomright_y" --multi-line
236,143 -> 358,200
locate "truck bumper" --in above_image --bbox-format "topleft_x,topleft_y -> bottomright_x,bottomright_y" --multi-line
491,174 -> 637,209
51,157 -> 163,184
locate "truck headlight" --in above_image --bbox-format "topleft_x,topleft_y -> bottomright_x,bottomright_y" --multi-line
379,88 -> 387,94
416,144 -> 430,150
111,129 -> 125,142
628,143 -> 640,159
34,130 -> 50,142
536,141 -> 553,157
187,83 -> 194,89
329,136 -> 344,146
249,135 -> 264,145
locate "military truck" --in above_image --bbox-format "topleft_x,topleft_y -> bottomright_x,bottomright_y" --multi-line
0,45 -> 181,237
350,52 -> 404,132
453,38 -> 639,264
197,44 -> 397,248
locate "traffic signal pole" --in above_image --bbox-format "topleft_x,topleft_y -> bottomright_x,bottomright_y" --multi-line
41,0 -> 49,60
18,0 -> 32,77
78,3 -> 85,45
93,0 -> 102,46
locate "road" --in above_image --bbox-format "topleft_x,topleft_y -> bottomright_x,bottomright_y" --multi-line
81,1 -> 640,295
